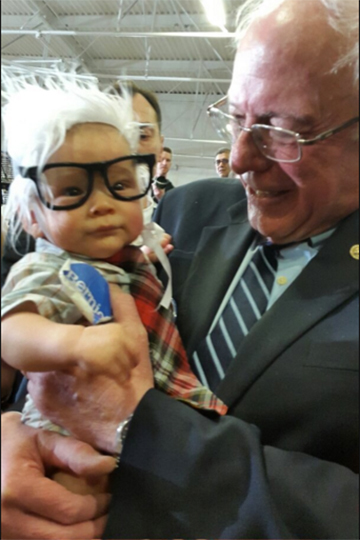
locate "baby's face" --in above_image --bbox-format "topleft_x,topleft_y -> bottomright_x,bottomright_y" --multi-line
38,123 -> 144,259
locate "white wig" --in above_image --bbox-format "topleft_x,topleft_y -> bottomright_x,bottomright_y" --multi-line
236,0 -> 359,85
2,69 -> 139,248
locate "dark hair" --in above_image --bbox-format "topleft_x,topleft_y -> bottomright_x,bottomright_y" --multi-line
216,148 -> 231,158
163,147 -> 173,155
112,81 -> 162,130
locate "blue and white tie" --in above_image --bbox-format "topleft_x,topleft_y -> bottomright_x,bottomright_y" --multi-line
192,244 -> 278,392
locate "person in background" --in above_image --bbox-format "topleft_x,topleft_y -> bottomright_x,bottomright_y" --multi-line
115,83 -> 173,254
215,147 -> 232,178
1,0 -> 359,538
114,82 -> 164,221
152,147 -> 175,202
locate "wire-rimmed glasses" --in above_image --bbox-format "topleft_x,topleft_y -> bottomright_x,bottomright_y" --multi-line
207,96 -> 359,163
20,153 -> 156,211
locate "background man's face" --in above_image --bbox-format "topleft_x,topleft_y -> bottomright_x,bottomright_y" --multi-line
216,152 -> 231,177
156,151 -> 172,177
132,93 -> 163,168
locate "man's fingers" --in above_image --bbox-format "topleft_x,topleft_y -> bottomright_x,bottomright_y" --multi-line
93,515 -> 110,539
163,244 -> 174,254
108,285 -> 149,367
1,507 -> 108,540
7,475 -> 111,525
37,430 -> 117,476
1,414 -> 110,538
160,233 -> 172,247
108,284 -> 143,326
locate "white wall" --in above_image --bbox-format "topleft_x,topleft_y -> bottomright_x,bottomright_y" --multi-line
158,93 -> 226,187
169,162 -> 217,187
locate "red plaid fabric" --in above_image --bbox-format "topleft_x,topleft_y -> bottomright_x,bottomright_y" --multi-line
106,246 -> 227,416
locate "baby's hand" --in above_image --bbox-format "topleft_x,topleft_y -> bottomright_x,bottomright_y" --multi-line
72,285 -> 149,383
141,233 -> 174,263
73,323 -> 138,382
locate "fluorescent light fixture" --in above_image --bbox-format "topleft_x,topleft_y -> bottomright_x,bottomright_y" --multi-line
201,0 -> 227,30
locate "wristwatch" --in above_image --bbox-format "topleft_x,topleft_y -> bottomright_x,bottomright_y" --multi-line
114,414 -> 133,464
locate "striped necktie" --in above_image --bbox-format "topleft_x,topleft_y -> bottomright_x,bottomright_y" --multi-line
191,244 -> 278,392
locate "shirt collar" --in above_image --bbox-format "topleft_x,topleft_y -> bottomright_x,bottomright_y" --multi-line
257,227 -> 336,255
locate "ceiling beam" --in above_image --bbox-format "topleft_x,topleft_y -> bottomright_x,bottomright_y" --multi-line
1,61 -> 231,85
166,138 -> 222,145
2,29 -> 236,39
2,13 -> 213,31
22,0 -> 94,72
2,56 -> 233,76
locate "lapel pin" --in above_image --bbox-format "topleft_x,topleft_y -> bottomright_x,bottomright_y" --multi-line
350,245 -> 359,260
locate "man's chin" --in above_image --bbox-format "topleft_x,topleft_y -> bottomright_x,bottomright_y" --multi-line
248,212 -> 297,245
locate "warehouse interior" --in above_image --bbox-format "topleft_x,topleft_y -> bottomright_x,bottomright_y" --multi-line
1,0 -> 242,188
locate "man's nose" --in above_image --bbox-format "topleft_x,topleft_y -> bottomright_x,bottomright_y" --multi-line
231,131 -> 271,175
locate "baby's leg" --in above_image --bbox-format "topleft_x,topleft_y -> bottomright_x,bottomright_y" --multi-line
52,470 -> 109,495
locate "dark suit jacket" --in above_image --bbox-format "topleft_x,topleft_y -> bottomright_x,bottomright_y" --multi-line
96,179 -> 359,538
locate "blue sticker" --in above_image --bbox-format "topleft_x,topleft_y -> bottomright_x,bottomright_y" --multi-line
60,262 -> 112,324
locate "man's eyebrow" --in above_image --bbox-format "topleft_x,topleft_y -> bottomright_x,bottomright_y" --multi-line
135,122 -> 156,127
228,106 -> 315,126
263,111 -> 315,123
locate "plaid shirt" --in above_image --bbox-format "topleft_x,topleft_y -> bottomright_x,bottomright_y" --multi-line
2,239 -> 227,429
106,246 -> 227,414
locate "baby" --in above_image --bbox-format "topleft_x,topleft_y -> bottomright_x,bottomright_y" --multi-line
1,77 -> 227,495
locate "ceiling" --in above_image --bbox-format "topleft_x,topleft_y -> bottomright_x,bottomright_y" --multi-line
1,0 -> 242,182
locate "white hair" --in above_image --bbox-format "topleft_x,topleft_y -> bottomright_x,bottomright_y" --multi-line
236,0 -> 359,85
1,69 -> 139,249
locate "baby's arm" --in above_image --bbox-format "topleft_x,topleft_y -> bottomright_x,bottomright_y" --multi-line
2,303 -> 82,373
1,295 -> 141,380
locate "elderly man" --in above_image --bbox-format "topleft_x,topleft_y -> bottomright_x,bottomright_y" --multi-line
215,147 -> 232,177
1,0 -> 359,539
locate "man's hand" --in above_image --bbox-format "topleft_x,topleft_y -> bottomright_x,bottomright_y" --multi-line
141,232 -> 174,263
1,412 -> 116,540
152,183 -> 165,202
27,286 -> 154,454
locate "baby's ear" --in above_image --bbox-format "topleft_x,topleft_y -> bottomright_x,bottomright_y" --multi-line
22,212 -> 45,239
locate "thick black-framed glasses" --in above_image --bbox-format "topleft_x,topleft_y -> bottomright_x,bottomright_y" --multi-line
20,153 -> 156,210
208,96 -> 359,163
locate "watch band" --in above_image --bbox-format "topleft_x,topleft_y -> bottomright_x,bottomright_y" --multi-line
114,414 -> 133,464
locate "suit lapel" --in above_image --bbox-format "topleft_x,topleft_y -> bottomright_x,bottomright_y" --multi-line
217,210 -> 359,407
177,199 -> 254,353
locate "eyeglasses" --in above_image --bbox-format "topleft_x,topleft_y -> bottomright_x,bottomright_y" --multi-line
216,158 -> 229,166
20,154 -> 155,210
208,97 -> 359,163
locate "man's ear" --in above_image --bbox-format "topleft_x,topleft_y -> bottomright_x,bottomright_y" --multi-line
22,211 -> 45,239
156,135 -> 165,163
